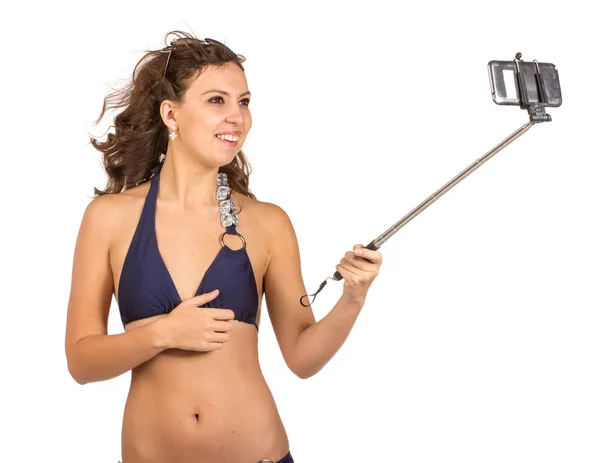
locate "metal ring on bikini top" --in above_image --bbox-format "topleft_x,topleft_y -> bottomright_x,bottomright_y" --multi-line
220,230 -> 247,249
257,460 -> 275,463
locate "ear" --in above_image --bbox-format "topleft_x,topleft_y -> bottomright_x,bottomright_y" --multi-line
159,99 -> 179,129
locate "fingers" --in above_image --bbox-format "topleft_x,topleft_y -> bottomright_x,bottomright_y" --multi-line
335,263 -> 357,282
204,342 -> 227,351
338,247 -> 382,273
210,308 -> 235,320
204,327 -> 231,351
191,290 -> 220,305
207,331 -> 230,343
211,320 -> 234,332
185,293 -> 235,320
352,245 -> 382,265
342,251 -> 373,272
335,258 -> 365,279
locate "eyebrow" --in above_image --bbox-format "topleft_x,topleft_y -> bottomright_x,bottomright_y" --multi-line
201,89 -> 252,97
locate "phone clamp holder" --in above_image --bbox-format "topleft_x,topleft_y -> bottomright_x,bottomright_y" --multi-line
514,53 -> 552,123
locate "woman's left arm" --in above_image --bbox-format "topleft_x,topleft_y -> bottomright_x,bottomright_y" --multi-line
263,204 -> 382,379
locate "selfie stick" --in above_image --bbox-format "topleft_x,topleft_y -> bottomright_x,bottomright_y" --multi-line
300,53 -> 561,307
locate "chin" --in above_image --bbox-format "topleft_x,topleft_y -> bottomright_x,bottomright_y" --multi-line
220,152 -> 239,167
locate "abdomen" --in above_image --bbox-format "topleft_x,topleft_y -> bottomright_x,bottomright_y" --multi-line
121,323 -> 289,463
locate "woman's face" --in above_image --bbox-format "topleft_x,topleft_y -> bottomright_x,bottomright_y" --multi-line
173,61 -> 252,167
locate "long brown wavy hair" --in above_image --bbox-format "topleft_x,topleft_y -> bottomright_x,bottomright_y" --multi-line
90,30 -> 256,199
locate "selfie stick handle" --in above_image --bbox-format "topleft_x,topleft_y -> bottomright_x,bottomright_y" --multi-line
299,121 -> 536,307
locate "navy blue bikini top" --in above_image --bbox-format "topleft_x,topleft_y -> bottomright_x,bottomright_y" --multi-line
117,163 -> 259,329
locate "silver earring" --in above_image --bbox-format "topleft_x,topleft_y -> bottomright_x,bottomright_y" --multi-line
169,124 -> 178,140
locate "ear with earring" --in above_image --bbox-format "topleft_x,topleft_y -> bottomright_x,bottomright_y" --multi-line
169,124 -> 178,140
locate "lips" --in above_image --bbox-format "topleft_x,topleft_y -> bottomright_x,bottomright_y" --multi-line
215,132 -> 241,146
216,132 -> 241,138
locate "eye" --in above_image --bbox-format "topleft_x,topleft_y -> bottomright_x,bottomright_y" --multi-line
209,96 -> 224,103
240,98 -> 250,106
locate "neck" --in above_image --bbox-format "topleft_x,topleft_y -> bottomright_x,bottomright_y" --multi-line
156,151 -> 220,210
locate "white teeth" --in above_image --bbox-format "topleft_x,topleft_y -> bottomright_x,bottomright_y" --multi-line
217,134 -> 240,142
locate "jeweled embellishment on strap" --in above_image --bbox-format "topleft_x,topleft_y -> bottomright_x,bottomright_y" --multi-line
217,172 -> 239,228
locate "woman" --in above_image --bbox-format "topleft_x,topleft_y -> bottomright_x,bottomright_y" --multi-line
65,31 -> 382,463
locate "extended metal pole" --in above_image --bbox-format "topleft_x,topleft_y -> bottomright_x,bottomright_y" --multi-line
301,121 -> 537,305
369,121 -> 535,249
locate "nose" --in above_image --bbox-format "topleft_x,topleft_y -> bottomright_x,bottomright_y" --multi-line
225,104 -> 244,126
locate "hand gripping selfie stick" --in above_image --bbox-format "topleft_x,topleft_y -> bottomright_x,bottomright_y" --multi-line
300,53 -> 562,307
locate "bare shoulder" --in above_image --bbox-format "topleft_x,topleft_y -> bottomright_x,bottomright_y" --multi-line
257,200 -> 290,221
248,199 -> 299,263
260,201 -> 295,239
82,182 -> 151,240
81,193 -> 118,239
234,193 -> 293,237
98,181 -> 151,210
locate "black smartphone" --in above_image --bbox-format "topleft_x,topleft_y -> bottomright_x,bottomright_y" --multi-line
488,60 -> 562,107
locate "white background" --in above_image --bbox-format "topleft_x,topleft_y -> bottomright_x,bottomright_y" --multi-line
1,1 -> 599,462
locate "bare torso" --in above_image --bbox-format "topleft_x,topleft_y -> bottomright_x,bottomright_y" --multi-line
108,180 -> 289,463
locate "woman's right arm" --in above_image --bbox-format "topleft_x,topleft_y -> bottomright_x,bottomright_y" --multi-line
65,196 -> 168,385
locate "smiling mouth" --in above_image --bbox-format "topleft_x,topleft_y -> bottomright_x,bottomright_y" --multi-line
215,135 -> 240,148
216,134 -> 240,142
